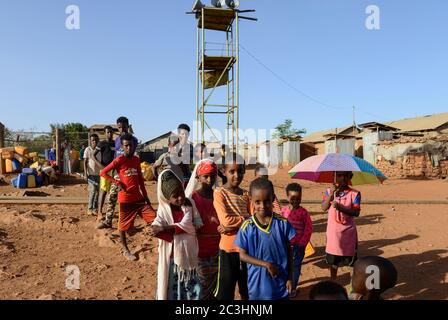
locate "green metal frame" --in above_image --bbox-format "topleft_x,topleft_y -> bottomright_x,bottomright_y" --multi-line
195,8 -> 240,152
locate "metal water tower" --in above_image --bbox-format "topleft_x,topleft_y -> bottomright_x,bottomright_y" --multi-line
189,1 -> 256,151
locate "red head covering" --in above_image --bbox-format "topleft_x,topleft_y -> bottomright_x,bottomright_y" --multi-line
197,160 -> 218,176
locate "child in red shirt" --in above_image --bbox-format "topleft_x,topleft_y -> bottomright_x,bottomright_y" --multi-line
100,133 -> 156,261
281,183 -> 313,298
186,159 -> 220,300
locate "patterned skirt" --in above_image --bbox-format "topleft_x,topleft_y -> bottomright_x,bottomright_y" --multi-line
197,255 -> 219,300
167,260 -> 201,301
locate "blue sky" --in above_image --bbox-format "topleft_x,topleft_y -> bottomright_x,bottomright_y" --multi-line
1,0 -> 447,142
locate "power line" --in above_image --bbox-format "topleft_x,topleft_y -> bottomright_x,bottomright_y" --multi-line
240,44 -> 388,121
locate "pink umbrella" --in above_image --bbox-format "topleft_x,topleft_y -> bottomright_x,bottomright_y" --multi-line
289,153 -> 387,186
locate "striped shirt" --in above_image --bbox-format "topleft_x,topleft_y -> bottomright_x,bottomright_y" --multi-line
214,187 -> 251,253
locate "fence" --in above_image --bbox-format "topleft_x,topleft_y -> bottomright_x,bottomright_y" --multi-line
0,123 -> 91,174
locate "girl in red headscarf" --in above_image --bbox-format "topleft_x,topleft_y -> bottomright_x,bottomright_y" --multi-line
185,159 -> 220,300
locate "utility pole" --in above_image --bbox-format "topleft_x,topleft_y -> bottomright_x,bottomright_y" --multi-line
55,129 -> 61,169
353,106 -> 356,155
0,122 -> 5,174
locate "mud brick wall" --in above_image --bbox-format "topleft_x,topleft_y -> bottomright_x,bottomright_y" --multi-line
377,153 -> 448,179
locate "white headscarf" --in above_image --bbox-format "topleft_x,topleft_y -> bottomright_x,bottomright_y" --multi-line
153,169 -> 201,300
185,158 -> 218,198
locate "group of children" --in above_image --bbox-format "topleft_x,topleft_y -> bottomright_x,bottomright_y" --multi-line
82,117 -> 398,301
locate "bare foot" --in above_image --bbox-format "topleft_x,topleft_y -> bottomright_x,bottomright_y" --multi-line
122,250 -> 137,261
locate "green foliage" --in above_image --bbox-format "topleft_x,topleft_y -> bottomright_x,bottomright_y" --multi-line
272,119 -> 306,142
4,127 -> 13,143
2,123 -> 87,154
51,122 -> 88,149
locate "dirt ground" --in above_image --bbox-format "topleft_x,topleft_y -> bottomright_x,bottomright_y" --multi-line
0,169 -> 447,300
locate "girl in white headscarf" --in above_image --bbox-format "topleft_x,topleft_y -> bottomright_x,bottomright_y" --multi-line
149,169 -> 202,300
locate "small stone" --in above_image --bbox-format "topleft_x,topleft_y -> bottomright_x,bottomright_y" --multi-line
94,264 -> 109,272
68,217 -> 79,224
54,262 -> 67,268
122,276 -> 130,284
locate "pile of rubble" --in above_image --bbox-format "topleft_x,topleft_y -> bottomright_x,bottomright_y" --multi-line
377,134 -> 448,145
377,153 -> 448,179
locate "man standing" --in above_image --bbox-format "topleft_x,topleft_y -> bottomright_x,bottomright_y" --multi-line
62,139 -> 72,174
151,134 -> 184,182
95,126 -> 116,220
97,117 -> 138,229
83,134 -> 102,216
176,123 -> 194,186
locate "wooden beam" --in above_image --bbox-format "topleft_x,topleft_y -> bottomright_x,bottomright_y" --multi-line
0,122 -> 5,175
55,129 -> 61,169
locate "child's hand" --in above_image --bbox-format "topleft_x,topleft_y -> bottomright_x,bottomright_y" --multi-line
210,216 -> 220,225
332,201 -> 340,210
329,184 -> 338,196
217,224 -> 227,234
265,262 -> 279,279
286,280 -> 294,294
148,225 -> 164,236
115,181 -> 126,192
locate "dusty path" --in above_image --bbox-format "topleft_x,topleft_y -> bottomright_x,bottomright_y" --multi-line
0,171 -> 447,300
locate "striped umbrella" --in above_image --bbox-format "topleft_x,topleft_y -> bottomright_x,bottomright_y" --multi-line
289,153 -> 387,185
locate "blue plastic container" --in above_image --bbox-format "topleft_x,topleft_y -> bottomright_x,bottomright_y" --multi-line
36,175 -> 43,187
17,173 -> 28,189
22,168 -> 36,175
11,177 -> 19,188
12,159 -> 21,172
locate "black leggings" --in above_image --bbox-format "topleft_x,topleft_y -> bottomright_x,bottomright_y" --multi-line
214,250 -> 249,300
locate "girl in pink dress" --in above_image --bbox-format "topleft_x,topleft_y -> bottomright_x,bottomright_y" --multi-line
185,159 -> 221,300
322,172 -> 361,280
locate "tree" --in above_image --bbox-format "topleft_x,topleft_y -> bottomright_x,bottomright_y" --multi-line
272,119 -> 306,142
50,122 -> 88,149
4,127 -> 13,145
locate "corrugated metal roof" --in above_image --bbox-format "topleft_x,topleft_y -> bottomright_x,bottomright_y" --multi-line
302,112 -> 448,143
358,122 -> 399,131
142,131 -> 174,146
384,112 -> 448,132
89,124 -> 119,131
302,126 -> 357,143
